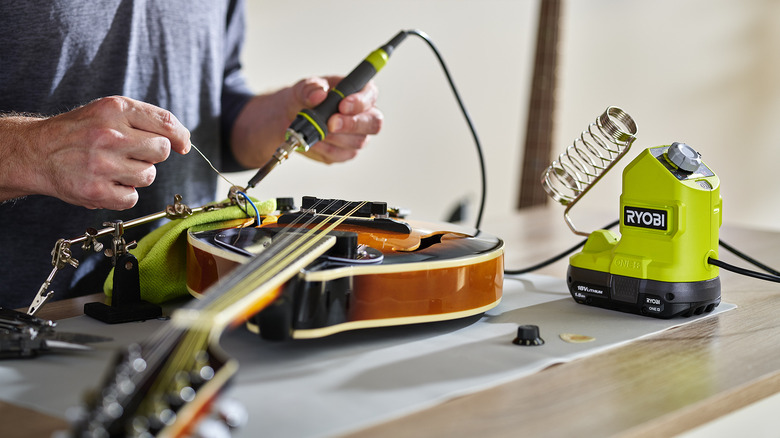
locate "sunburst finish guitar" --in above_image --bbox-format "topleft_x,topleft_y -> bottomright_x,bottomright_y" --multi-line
187,196 -> 504,340
73,197 -> 503,437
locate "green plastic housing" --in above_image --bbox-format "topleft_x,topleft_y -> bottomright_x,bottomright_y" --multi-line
570,145 -> 722,283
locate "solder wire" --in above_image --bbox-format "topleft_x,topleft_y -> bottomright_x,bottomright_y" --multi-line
190,143 -> 237,188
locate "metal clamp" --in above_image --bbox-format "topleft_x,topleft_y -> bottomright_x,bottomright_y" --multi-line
165,194 -> 193,219
102,220 -> 137,267
26,193 -> 240,316
26,239 -> 79,316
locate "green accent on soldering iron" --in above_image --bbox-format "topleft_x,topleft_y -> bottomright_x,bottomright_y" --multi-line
365,48 -> 390,72
294,112 -> 326,146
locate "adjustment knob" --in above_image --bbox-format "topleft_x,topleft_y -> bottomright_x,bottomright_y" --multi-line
512,324 -> 544,346
275,197 -> 296,212
666,142 -> 702,173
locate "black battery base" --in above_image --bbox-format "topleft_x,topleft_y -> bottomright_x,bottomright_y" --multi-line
567,265 -> 721,318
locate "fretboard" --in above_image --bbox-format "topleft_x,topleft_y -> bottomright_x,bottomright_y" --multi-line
517,0 -> 562,208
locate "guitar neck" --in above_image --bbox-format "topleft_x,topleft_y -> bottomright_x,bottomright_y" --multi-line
73,226 -> 339,437
518,0 -> 562,208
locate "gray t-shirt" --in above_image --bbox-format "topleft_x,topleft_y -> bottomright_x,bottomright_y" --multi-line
0,0 -> 254,308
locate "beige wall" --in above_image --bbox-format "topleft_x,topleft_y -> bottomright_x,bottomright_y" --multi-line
557,0 -> 780,233
223,0 -> 780,233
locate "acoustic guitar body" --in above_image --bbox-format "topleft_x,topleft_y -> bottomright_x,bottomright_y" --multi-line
187,209 -> 504,340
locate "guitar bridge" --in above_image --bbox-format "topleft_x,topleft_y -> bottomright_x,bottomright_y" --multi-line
277,196 -> 412,234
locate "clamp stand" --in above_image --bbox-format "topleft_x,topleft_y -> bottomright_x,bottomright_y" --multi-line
84,220 -> 162,324
28,194 -> 235,318
84,252 -> 162,323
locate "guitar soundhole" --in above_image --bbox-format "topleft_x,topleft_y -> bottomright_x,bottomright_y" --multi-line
414,234 -> 444,252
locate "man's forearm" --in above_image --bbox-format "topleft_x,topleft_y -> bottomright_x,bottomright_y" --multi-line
0,114 -> 46,202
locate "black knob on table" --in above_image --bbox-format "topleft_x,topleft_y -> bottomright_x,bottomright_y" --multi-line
513,324 -> 544,346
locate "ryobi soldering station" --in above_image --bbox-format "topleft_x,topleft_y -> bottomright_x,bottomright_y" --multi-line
540,107 -> 723,318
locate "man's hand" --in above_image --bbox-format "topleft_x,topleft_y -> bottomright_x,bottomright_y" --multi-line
231,76 -> 383,169
0,96 -> 190,210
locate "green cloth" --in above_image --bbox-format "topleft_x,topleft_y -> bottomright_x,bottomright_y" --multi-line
103,199 -> 275,304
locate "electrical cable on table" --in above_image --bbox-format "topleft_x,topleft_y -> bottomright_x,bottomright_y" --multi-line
405,30 -> 487,231
504,222 -> 780,285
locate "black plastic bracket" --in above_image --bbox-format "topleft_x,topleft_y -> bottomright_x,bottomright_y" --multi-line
84,252 -> 162,324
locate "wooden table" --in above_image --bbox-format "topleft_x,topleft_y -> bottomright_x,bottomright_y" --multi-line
349,206 -> 780,437
4,205 -> 780,437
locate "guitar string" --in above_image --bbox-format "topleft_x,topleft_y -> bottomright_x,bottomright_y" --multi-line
128,200 -> 383,430
140,200 -> 342,390
131,198 -> 312,401
194,198 -> 341,315
152,199 -> 364,398
217,206 -> 356,315
131,201 -> 331,406
191,138 -> 346,296
201,198 -> 346,312
87,199 -> 370,427
206,199 -> 360,317
190,200 -> 359,345
128,148 -> 349,412
157,201 -> 363,395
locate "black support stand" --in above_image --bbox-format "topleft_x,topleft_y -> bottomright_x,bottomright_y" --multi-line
84,253 -> 162,324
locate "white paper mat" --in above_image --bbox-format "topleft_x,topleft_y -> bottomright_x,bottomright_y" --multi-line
0,274 -> 734,437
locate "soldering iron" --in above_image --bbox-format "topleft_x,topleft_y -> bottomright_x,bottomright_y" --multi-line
245,31 -> 409,190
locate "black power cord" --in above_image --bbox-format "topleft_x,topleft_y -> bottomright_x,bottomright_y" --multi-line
504,220 -> 620,275
707,258 -> 780,283
505,221 -> 780,285
710,239 -> 780,283
405,29 -> 487,231
717,239 -> 780,277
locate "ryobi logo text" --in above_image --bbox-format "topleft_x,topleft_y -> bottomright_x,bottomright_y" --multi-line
624,206 -> 667,231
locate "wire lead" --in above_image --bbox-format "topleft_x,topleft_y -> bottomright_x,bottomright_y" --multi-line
190,143 -> 237,188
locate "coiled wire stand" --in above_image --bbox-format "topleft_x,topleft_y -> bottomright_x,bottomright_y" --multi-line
541,106 -> 638,236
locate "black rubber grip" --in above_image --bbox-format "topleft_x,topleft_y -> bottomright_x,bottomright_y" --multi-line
288,30 -> 407,147
334,60 -> 377,97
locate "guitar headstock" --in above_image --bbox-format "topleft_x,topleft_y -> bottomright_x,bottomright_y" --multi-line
70,331 -> 235,437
